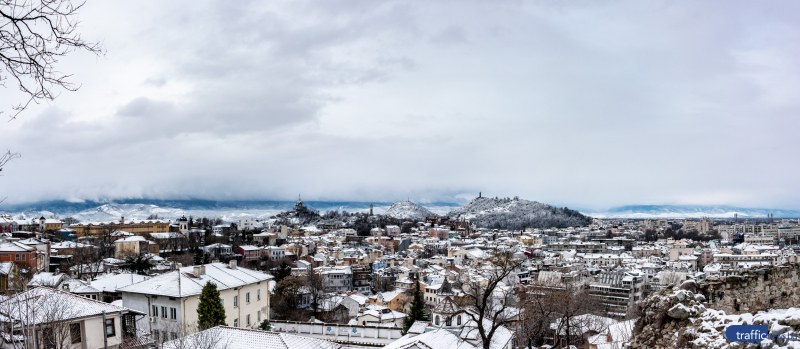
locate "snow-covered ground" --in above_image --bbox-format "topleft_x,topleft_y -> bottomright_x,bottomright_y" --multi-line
691,307 -> 800,348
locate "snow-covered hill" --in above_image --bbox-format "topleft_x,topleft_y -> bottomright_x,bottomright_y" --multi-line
448,196 -> 591,229
383,201 -> 436,221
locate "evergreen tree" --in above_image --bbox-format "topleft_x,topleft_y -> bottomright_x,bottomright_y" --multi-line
402,274 -> 429,333
197,281 -> 226,329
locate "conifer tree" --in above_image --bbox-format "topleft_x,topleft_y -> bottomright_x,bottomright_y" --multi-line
402,274 -> 429,333
198,281 -> 226,329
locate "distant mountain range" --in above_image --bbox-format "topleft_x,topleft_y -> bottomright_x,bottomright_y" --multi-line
2,199 -> 798,223
589,205 -> 800,219
0,199 -> 458,223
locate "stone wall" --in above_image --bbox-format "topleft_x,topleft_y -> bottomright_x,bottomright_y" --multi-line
699,263 -> 800,314
631,263 -> 800,348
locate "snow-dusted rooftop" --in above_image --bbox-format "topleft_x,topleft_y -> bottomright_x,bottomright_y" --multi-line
118,263 -> 273,297
161,326 -> 340,349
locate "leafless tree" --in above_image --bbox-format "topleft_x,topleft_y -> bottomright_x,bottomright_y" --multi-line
550,281 -> 604,348
0,150 -> 20,202
1,0 -> 102,119
0,287 -> 81,349
456,251 -> 523,349
516,284 -> 562,349
158,323 -> 226,349
306,268 -> 328,318
0,150 -> 19,172
270,275 -> 308,321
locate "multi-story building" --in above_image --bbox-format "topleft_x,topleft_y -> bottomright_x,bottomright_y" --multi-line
262,246 -> 286,261
0,287 -> 142,349
233,245 -> 261,262
118,262 -> 272,346
0,241 -> 39,272
114,235 -> 153,259
71,217 -> 170,236
589,271 -> 644,319
713,252 -> 779,268
318,266 -> 353,292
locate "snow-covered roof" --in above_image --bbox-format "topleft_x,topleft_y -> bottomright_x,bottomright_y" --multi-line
162,326 -> 340,349
90,273 -> 150,293
383,328 -> 475,349
118,263 -> 273,298
115,235 -> 147,242
0,287 -> 139,324
0,242 -> 35,252
0,262 -> 14,275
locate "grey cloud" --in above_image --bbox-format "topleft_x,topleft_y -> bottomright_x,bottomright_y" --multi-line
0,0 -> 798,210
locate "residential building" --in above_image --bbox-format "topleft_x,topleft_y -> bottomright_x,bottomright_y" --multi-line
0,287 -> 143,349
118,262 -> 273,345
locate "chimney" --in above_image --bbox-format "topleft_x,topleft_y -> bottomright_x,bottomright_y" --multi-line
193,265 -> 205,276
229,259 -> 237,270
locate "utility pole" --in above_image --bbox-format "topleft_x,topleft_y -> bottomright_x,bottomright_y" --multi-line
102,311 -> 108,349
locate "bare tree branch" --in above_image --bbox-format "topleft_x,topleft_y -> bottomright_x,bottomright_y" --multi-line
0,0 -> 102,119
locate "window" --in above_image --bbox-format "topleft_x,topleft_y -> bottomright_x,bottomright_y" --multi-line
246,292 -> 250,304
233,319 -> 239,327
161,306 -> 167,318
457,315 -> 461,326
152,305 -> 158,317
153,330 -> 160,343
445,317 -> 451,326
246,314 -> 251,326
257,289 -> 261,301
257,311 -> 261,322
233,295 -> 238,308
434,315 -> 440,326
70,323 -> 82,344
104,318 -> 116,337
170,307 -> 177,320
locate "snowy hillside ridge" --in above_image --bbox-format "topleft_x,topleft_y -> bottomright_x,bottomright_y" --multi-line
447,196 -> 591,229
73,204 -> 187,223
383,201 -> 436,220
590,205 -> 800,219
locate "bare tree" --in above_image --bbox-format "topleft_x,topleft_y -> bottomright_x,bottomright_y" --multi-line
0,287 -> 81,349
306,268 -> 328,319
0,150 -> 19,172
456,251 -> 523,349
0,151 -> 20,202
516,284 -> 562,349
550,281 -> 604,348
271,275 -> 309,321
1,0 -> 102,119
158,323 -> 226,349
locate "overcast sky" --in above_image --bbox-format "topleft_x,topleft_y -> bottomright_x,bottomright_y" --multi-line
1,1 -> 798,209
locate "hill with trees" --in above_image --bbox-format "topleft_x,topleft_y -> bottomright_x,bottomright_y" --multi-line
448,196 -> 592,230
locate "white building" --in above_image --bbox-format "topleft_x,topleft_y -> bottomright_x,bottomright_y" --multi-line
0,287 -> 142,349
118,262 -> 273,345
